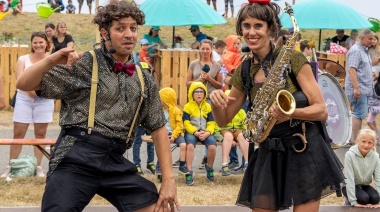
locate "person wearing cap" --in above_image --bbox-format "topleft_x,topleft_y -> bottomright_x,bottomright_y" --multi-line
139,38 -> 153,71
143,26 -> 167,55
189,25 -> 208,49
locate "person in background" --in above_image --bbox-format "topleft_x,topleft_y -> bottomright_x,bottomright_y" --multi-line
132,125 -> 156,175
213,40 -> 226,65
77,0 -> 93,14
332,29 -> 350,48
186,39 -> 222,170
345,29 -> 375,146
156,87 -> 187,175
223,35 -> 242,75
0,32 -> 54,178
369,35 -> 380,73
183,82 -> 217,185
220,89 -> 249,176
51,21 -> 74,54
44,23 -> 56,53
342,128 -> 380,208
48,0 -> 64,13
366,71 -> 380,141
224,0 -> 234,18
9,0 -> 23,15
189,25 -> 208,49
346,29 -> 359,50
0,1 -> 5,12
221,35 -> 243,170
44,23 -> 55,39
15,1 -> 178,211
143,26 -> 168,56
66,0 -> 76,14
0,71 -> 5,110
210,1 -> 345,211
139,38 -> 153,71
300,40 -> 312,62
186,39 -> 222,95
206,0 -> 217,11
273,29 -> 290,47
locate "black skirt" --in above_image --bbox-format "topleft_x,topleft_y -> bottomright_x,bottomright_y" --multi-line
236,121 -> 344,210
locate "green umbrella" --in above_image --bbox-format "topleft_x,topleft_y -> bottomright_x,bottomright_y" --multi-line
279,0 -> 372,50
139,0 -> 226,47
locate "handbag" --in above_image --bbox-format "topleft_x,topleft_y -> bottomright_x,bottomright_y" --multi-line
370,106 -> 380,115
9,91 -> 17,108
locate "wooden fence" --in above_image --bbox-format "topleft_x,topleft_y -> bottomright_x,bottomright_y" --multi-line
1,45 -> 28,110
155,49 -> 199,107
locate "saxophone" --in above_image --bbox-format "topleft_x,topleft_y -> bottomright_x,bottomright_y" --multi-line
243,3 -> 299,144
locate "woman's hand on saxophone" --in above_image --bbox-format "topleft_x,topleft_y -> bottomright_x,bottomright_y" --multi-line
269,105 -> 291,123
210,89 -> 235,109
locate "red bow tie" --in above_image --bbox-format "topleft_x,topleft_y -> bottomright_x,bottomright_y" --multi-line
114,62 -> 135,76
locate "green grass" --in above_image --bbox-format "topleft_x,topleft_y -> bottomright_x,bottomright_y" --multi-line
1,12 -> 340,51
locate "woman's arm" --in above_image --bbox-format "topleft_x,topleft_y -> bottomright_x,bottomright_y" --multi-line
16,48 -> 77,91
186,67 -> 204,88
66,41 -> 74,49
290,63 -> 328,121
159,40 -> 168,49
204,72 -> 222,89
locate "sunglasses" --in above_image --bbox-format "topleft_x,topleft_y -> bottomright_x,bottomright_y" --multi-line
190,29 -> 197,32
193,90 -> 205,94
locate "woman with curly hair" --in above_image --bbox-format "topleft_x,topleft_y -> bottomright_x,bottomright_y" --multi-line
16,1 -> 178,211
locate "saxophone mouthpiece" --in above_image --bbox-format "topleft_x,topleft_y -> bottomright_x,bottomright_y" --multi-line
285,2 -> 294,16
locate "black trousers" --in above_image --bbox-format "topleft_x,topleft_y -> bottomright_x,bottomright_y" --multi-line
41,128 -> 158,212
342,185 -> 380,205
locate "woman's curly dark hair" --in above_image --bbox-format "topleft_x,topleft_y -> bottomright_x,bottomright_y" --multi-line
92,1 -> 145,32
236,2 -> 282,39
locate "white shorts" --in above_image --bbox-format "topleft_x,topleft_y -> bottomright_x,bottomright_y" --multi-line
13,92 -> 54,124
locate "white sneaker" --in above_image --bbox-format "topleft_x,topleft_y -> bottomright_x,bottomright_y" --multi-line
36,166 -> 45,177
0,166 -> 11,178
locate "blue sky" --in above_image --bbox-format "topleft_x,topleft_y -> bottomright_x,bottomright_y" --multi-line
23,0 -> 379,19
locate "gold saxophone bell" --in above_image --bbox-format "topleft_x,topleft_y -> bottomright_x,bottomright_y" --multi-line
257,90 -> 296,143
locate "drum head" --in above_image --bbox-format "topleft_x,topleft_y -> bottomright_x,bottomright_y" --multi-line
318,73 -> 352,145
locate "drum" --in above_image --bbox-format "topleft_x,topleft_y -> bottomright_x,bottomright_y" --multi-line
318,72 -> 352,145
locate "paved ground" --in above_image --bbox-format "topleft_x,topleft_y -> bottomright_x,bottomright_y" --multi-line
1,111 -> 380,211
0,111 -> 243,176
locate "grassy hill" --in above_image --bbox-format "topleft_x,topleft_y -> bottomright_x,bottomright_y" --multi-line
1,12 -> 340,51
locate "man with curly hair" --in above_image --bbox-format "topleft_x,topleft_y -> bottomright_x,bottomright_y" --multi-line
15,1 -> 179,211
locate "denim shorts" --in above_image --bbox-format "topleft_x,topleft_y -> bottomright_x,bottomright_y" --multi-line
174,135 -> 185,144
185,132 -> 216,147
348,95 -> 368,119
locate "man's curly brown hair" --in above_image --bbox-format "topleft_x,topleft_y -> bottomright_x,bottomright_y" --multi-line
92,1 -> 145,33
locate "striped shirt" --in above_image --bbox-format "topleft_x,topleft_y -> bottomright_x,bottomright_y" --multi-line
345,42 -> 373,96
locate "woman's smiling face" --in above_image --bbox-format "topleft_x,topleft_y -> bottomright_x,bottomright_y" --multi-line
241,16 -> 270,52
